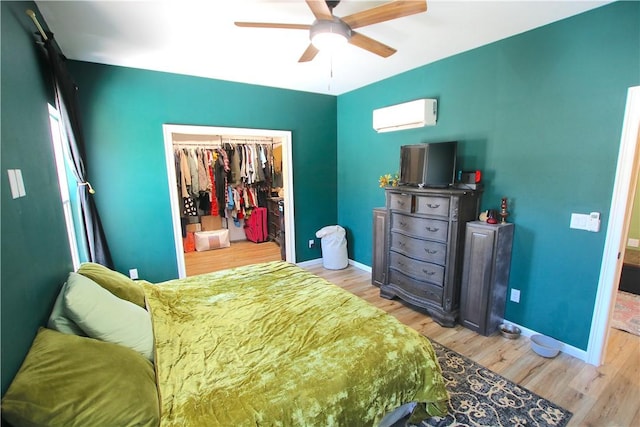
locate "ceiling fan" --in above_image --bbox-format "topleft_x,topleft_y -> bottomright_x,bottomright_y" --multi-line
235,0 -> 427,62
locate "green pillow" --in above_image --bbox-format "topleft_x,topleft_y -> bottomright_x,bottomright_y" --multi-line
64,272 -> 154,361
47,281 -> 87,336
77,262 -> 146,308
1,328 -> 159,427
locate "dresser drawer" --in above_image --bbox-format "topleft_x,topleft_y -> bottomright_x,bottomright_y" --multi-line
390,233 -> 447,265
388,193 -> 412,212
389,252 -> 445,286
415,196 -> 450,217
388,269 -> 443,305
391,213 -> 449,242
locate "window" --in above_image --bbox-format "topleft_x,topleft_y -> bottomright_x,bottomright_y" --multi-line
48,104 -> 85,270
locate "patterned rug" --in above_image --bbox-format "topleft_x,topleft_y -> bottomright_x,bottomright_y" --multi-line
414,341 -> 573,427
611,290 -> 640,336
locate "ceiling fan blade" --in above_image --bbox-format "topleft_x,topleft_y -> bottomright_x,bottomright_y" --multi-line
305,0 -> 333,20
235,22 -> 310,30
342,0 -> 427,30
349,31 -> 396,58
298,44 -> 320,62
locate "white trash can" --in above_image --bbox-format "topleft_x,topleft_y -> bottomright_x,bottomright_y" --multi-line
315,225 -> 348,270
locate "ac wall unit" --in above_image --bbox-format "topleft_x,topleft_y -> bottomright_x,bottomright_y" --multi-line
372,99 -> 437,133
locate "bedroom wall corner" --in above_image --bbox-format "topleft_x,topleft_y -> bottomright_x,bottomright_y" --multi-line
1,1 -> 74,394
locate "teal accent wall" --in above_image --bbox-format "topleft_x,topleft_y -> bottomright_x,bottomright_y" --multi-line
1,1 -> 74,393
67,62 -> 337,283
337,1 -> 640,350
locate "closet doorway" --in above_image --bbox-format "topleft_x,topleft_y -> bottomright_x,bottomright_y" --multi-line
163,124 -> 295,278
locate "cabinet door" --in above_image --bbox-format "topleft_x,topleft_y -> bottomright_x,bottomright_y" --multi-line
459,227 -> 496,334
372,208 -> 387,287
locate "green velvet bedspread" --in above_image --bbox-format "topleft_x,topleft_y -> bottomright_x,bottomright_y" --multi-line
142,261 -> 448,426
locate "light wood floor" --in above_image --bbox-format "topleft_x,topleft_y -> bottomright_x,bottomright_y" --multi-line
186,249 -> 640,426
184,240 -> 282,276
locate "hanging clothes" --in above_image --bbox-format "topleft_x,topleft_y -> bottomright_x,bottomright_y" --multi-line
173,139 -> 275,223
207,150 -> 219,216
187,149 -> 199,197
215,152 -> 228,217
179,149 -> 191,198
229,145 -> 241,185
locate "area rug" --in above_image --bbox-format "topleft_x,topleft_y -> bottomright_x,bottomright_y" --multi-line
611,290 -> 640,336
414,341 -> 573,427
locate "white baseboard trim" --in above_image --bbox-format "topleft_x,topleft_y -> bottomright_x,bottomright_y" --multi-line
295,258 -> 323,268
504,321 -> 588,362
349,259 -> 371,272
297,258 -> 372,272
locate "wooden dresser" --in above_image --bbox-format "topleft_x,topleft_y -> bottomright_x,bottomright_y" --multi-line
379,186 -> 481,327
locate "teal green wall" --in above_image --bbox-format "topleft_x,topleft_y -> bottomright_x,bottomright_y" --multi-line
1,1 -> 74,393
67,62 -> 337,282
337,1 -> 640,350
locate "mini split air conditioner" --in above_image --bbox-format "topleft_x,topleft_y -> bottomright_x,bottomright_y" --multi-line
372,99 -> 437,133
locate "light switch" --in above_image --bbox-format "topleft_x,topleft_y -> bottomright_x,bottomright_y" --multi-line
570,213 -> 589,230
570,212 -> 600,232
7,169 -> 26,199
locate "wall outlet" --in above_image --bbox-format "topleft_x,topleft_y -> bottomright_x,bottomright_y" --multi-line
510,289 -> 521,303
628,238 -> 640,248
129,268 -> 139,280
308,239 -> 315,249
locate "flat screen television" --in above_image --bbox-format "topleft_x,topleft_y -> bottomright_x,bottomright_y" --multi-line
399,141 -> 457,188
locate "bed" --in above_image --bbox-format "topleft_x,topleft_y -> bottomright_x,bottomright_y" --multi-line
1,261 -> 448,426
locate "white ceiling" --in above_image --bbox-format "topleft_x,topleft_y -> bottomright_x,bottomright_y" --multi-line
35,0 -> 612,95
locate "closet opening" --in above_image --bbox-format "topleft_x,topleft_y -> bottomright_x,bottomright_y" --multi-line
163,124 -> 295,278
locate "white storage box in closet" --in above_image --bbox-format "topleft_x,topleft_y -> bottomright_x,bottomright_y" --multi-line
194,230 -> 230,251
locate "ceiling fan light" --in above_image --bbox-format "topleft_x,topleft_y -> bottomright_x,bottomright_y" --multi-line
311,32 -> 348,51
310,18 -> 351,52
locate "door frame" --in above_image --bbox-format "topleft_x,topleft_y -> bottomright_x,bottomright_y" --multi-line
162,124 -> 296,278
587,86 -> 640,365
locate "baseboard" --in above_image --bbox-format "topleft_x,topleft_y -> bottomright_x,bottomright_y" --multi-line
296,258 -> 373,272
503,321 -> 588,362
349,259 -> 371,272
295,258 -> 323,268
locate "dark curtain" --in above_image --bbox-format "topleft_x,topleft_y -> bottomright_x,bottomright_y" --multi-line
40,33 -> 114,268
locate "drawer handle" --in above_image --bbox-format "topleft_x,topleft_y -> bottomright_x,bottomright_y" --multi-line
422,269 -> 436,276
400,221 -> 407,227
398,261 -> 406,267
427,203 -> 440,209
425,227 -> 440,232
424,249 -> 437,254
396,201 -> 406,206
398,241 -> 406,247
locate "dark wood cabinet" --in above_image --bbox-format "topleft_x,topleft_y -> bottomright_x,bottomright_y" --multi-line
267,197 -> 285,260
459,221 -> 514,336
379,187 -> 481,327
372,208 -> 387,287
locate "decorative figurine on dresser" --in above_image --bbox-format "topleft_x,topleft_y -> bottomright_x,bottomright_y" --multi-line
377,141 -> 482,327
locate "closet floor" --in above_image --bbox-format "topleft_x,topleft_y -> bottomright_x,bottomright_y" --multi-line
185,240 -> 282,276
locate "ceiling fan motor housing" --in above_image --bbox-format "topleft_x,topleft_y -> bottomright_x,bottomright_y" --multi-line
310,17 -> 352,44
